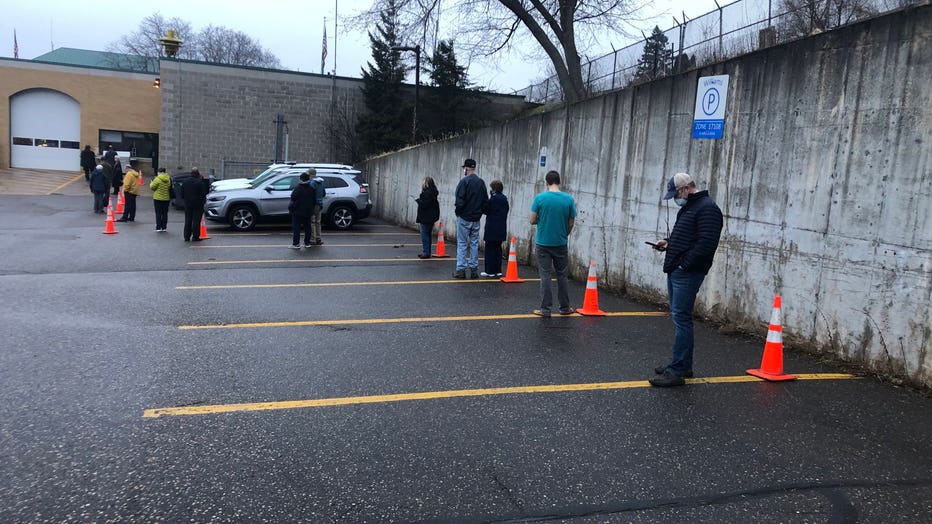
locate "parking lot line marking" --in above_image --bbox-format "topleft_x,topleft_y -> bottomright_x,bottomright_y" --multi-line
188,257 -> 483,265
177,311 -> 667,330
142,373 -> 860,418
208,232 -> 420,237
177,278 -> 542,290
190,243 -> 423,248
48,173 -> 85,194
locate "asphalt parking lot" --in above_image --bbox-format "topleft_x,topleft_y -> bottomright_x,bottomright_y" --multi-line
0,186 -> 930,522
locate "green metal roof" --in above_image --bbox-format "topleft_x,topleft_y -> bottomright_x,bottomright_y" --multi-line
32,48 -> 158,73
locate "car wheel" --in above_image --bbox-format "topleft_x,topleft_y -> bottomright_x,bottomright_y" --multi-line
229,204 -> 257,231
329,205 -> 354,230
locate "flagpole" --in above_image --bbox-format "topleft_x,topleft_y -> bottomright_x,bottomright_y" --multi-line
329,1 -> 338,163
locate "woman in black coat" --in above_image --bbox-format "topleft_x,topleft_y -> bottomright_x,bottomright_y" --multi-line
482,180 -> 509,276
415,177 -> 440,258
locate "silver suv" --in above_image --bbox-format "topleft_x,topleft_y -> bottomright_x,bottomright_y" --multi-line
204,168 -> 371,231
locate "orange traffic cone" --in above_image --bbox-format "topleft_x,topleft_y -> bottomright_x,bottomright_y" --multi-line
102,207 -> 118,235
747,295 -> 796,381
432,222 -> 450,258
577,261 -> 606,315
500,237 -> 524,283
116,191 -> 125,214
198,216 -> 211,240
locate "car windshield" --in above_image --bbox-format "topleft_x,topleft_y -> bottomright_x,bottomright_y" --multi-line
248,168 -> 289,188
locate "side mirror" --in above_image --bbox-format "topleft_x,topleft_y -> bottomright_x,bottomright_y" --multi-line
265,187 -> 274,193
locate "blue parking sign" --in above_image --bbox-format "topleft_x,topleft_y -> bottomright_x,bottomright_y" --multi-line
692,75 -> 729,139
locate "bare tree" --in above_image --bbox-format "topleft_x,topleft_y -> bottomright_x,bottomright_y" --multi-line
105,13 -> 197,61
197,25 -> 282,68
348,0 -> 648,104
778,0 -> 877,37
106,12 -> 281,69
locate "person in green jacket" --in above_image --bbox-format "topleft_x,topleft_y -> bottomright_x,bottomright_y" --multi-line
149,167 -> 172,232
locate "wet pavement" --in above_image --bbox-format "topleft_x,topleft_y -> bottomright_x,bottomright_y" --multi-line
0,188 -> 929,522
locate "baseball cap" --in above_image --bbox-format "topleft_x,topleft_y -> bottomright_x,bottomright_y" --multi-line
663,172 -> 692,200
462,158 -> 476,168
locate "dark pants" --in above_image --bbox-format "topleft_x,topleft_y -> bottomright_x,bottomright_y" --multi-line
665,268 -> 707,377
154,199 -> 170,230
113,179 -> 122,195
484,240 -> 504,274
292,214 -> 312,246
120,193 -> 137,220
83,166 -> 92,180
536,244 -> 570,313
93,191 -> 108,213
419,222 -> 434,256
184,204 -> 204,240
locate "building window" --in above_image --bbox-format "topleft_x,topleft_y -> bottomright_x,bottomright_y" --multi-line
12,137 -> 33,146
60,140 -> 80,149
35,139 -> 60,148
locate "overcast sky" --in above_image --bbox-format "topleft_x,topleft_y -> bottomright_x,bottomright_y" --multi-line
3,0 -> 722,93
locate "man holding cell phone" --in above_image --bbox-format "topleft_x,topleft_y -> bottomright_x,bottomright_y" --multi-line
649,172 -> 723,387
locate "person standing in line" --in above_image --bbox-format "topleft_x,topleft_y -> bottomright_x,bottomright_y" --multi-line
415,176 -> 440,259
117,161 -> 140,222
181,168 -> 208,241
453,158 -> 488,279
649,172 -> 724,387
529,170 -> 577,317
289,172 -> 316,249
101,159 -> 114,202
307,168 -> 326,246
89,165 -> 108,213
481,180 -> 509,277
111,155 -> 124,195
80,145 -> 96,180
103,145 -> 117,165
149,167 -> 172,232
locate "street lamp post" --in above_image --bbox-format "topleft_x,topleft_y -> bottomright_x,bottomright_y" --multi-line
391,45 -> 420,142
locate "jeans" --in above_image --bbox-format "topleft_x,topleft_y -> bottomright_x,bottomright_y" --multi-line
153,199 -> 170,230
536,244 -> 570,312
665,268 -> 707,377
484,240 -> 503,274
456,217 -> 481,270
419,222 -> 434,256
292,214 -> 311,246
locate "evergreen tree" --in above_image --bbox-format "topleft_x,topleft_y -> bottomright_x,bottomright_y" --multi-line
635,26 -> 673,82
356,0 -> 411,156
422,40 -> 479,139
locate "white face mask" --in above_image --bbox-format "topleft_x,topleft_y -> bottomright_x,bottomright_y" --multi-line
674,197 -> 688,207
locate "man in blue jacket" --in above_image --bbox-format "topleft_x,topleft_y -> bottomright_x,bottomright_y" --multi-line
453,158 -> 488,279
650,172 -> 724,387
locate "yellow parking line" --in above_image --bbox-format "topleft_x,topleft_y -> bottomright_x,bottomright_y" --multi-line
48,173 -> 86,194
143,373 -> 860,418
191,243 -> 420,248
177,278 -> 542,290
178,311 -> 667,330
188,257 -> 481,265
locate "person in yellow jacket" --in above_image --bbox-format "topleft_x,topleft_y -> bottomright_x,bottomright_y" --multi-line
149,167 -> 172,232
117,161 -> 141,222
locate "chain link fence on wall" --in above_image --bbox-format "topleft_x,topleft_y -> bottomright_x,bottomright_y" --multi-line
514,0 -> 922,104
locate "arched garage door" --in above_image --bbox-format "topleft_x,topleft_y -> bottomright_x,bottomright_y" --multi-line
10,89 -> 81,170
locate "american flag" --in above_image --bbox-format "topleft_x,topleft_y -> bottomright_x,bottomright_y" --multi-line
321,22 -> 328,75
13,29 -> 18,59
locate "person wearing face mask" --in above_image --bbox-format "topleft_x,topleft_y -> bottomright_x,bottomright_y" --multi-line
649,172 -> 723,387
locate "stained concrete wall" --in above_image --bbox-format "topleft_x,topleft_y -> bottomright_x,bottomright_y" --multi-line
365,6 -> 932,387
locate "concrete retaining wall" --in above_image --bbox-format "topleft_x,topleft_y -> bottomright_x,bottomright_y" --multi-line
365,6 -> 932,387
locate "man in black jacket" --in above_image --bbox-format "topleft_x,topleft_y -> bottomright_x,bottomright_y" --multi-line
181,168 -> 208,241
650,172 -> 724,387
453,158 -> 488,279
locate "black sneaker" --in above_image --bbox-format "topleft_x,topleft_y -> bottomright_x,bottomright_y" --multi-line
649,370 -> 686,387
468,269 -> 480,279
654,366 -> 694,378
452,270 -> 466,279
